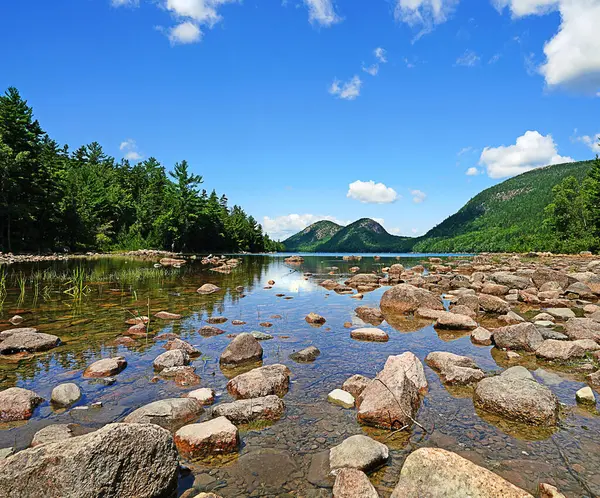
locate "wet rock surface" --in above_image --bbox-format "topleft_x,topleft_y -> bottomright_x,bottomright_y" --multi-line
124,398 -> 204,432
212,395 -> 285,423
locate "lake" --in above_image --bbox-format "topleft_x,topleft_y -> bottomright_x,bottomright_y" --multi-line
0,254 -> 598,497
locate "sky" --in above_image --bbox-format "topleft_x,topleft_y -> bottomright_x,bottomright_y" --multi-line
1,0 -> 599,241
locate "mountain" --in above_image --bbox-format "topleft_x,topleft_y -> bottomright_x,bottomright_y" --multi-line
283,218 -> 411,252
282,220 -> 342,251
413,160 -> 594,253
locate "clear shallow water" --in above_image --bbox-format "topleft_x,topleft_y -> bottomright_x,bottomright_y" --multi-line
0,254 -> 598,497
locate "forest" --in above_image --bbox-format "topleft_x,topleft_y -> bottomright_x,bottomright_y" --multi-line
0,87 -> 283,254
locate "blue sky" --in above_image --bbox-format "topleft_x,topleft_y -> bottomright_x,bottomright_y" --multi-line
1,0 -> 599,240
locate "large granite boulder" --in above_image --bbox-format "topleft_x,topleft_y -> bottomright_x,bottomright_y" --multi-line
478,294 -> 510,314
391,447 -> 533,497
0,387 -> 43,422
329,435 -> 389,472
355,306 -> 384,325
535,339 -> 600,361
493,322 -> 544,352
0,423 -> 179,498
174,417 -> 239,459
474,367 -> 559,426
123,398 -> 203,432
563,318 -> 600,341
0,330 -> 61,354
435,311 -> 477,330
212,395 -> 285,424
226,364 -> 291,399
153,350 -> 190,371
333,468 -> 378,498
425,352 -> 484,385
83,357 -> 127,378
219,333 -> 263,366
380,284 -> 443,315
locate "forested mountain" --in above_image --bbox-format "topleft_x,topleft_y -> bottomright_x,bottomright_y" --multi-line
0,87 -> 282,253
283,218 -> 411,252
282,220 -> 342,251
413,160 -> 594,253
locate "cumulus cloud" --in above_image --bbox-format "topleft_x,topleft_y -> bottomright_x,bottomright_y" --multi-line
329,76 -> 362,100
389,227 -> 402,235
304,0 -> 342,27
347,180 -> 399,204
495,0 -> 600,92
394,0 -> 460,39
374,47 -> 388,63
169,21 -> 202,44
575,132 -> 600,153
479,130 -> 574,179
411,189 -> 427,203
120,138 -> 143,161
466,167 -> 480,176
362,64 -> 379,76
455,49 -> 480,67
262,214 -> 347,240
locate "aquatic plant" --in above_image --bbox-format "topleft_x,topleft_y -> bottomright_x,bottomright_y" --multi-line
63,266 -> 91,299
0,267 -> 6,309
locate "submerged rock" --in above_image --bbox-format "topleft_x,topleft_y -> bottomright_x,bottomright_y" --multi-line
226,364 -> 291,399
197,284 -> 221,294
219,333 -> 263,366
289,346 -> 321,362
0,423 -> 179,498
474,366 -> 559,426
390,447 -> 533,497
212,395 -> 285,423
355,306 -> 384,325
329,435 -> 389,473
199,326 -> 225,337
174,417 -> 239,459
154,311 -> 182,320
350,328 -> 389,342
305,312 -> 326,324
124,398 -> 204,432
0,387 -> 44,422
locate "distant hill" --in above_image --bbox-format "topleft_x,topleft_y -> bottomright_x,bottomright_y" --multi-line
413,160 -> 594,253
282,160 -> 595,254
283,220 -> 342,252
283,218 -> 411,252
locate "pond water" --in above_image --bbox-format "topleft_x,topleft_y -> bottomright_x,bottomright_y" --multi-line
0,254 -> 599,497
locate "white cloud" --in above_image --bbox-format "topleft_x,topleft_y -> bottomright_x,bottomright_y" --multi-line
455,49 -> 480,67
362,64 -> 379,76
347,180 -> 399,204
262,214 -> 347,240
394,0 -> 460,39
329,75 -> 362,100
374,47 -> 388,63
575,132 -> 600,153
389,227 -> 402,235
495,0 -> 600,92
168,21 -> 202,44
479,130 -> 574,179
465,166 -> 479,176
120,138 -> 143,161
111,0 -> 138,6
411,189 -> 427,203
458,146 -> 473,156
489,53 -> 501,64
304,0 -> 342,27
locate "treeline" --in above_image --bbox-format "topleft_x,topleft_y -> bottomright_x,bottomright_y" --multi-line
0,87 -> 283,254
544,149 -> 600,253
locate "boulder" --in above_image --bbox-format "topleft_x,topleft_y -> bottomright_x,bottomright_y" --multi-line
576,386 -> 596,405
539,483 -> 567,498
425,352 -> 484,385
498,311 -> 525,324
212,395 -> 285,423
50,383 -> 81,407
0,327 -> 37,341
197,284 -> 221,294
0,387 -> 43,422
185,388 -> 215,405
0,423 -> 179,498
31,423 -> 84,447
0,330 -> 61,354
355,306 -> 384,325
164,338 -> 200,356
153,349 -> 190,371
289,346 -> 321,362
8,315 -> 23,326
456,294 -> 480,311
477,294 -> 510,314
350,328 -> 389,342
490,271 -> 532,290
124,398 -> 203,432
564,318 -> 600,341
159,366 -> 201,386
226,364 -> 291,399
174,417 -> 239,459
390,447 -> 533,498
305,313 -> 326,324
481,282 -> 509,296
207,316 -> 227,324
219,333 -> 263,366
532,268 -> 573,289
415,307 -> 444,320
566,282 -> 594,298
357,353 -> 423,429
83,357 -> 127,378
535,339 -> 599,361
333,468 -> 379,498
328,389 -> 355,408
154,311 -> 182,320
450,304 -> 477,318
380,284 -> 443,315
342,374 -> 371,400
474,367 -> 559,426
546,308 -> 576,320
471,326 -> 492,346
329,435 -> 389,473
435,311 -> 477,330
492,323 -> 544,352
